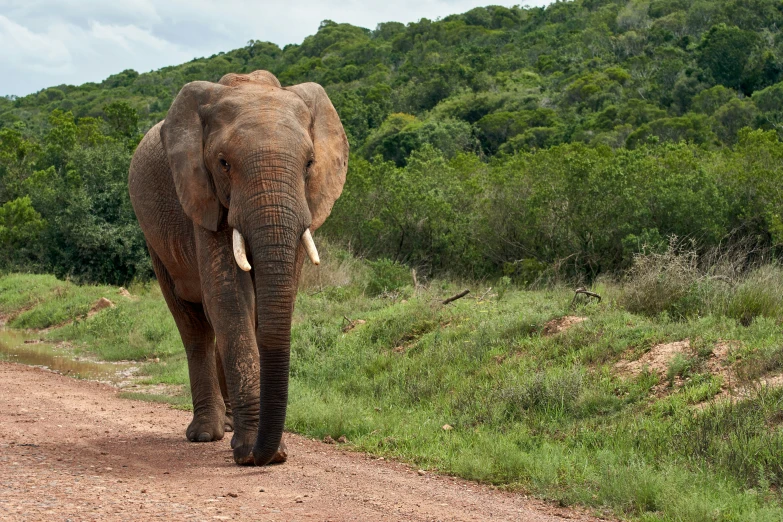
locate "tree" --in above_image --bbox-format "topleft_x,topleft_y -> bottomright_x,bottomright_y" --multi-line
692,85 -> 735,115
697,24 -> 759,92
103,101 -> 139,139
0,196 -> 44,247
712,99 -> 757,144
752,81 -> 783,131
626,114 -> 717,148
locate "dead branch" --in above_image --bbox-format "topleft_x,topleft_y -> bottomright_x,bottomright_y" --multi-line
442,289 -> 470,305
570,287 -> 601,307
477,287 -> 493,302
342,315 -> 365,333
342,315 -> 356,333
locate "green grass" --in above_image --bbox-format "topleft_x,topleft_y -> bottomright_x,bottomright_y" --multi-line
4,260 -> 783,520
0,273 -> 116,328
44,283 -> 185,362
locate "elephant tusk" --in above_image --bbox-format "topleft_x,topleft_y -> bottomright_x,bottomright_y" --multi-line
302,228 -> 320,265
232,229 -> 252,272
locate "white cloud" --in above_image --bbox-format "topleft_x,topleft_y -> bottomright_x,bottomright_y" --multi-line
0,15 -> 72,74
88,21 -> 172,53
0,0 -> 553,96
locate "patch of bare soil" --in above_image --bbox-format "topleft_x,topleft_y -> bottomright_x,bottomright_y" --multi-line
542,316 -> 587,336
703,341 -> 742,394
701,374 -> 783,408
614,340 -> 694,396
705,341 -> 733,374
705,357 -> 783,405
87,297 -> 114,317
614,340 -> 692,378
613,339 -> 783,404
0,362 -> 607,522
760,374 -> 783,387
614,340 -> 741,383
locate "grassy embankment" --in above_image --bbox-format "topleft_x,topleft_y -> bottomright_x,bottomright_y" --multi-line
3,242 -> 783,521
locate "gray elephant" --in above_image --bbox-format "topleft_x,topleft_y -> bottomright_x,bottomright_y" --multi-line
128,70 -> 348,465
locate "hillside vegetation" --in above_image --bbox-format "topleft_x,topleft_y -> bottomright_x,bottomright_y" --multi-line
3,0 -> 783,284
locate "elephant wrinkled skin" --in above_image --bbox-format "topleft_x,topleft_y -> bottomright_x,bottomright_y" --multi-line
128,70 -> 348,466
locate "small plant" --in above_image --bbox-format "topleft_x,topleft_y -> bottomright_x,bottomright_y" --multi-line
495,276 -> 512,301
666,353 -> 694,384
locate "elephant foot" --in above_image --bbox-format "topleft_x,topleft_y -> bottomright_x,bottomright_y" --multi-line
186,413 -> 225,443
224,412 -> 234,433
231,430 -> 255,465
269,440 -> 288,464
232,436 -> 287,466
233,442 -> 255,465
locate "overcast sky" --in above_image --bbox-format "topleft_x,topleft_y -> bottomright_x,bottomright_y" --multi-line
0,1 -> 553,97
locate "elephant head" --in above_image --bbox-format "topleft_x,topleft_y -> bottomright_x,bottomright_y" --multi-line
159,70 -> 348,465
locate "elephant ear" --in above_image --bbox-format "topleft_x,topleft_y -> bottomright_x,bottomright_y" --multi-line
160,81 -> 226,231
285,83 -> 349,230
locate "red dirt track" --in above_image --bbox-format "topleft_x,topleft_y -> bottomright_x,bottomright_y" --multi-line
0,362 -> 605,521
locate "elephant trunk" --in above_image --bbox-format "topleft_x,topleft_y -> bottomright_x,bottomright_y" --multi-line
246,200 -> 304,466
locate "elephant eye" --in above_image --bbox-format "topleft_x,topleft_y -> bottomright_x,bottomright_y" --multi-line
304,159 -> 314,181
219,158 -> 230,172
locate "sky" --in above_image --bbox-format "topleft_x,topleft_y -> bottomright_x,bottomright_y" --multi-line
0,1 -> 553,97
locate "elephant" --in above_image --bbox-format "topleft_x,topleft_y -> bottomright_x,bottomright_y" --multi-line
128,70 -> 348,466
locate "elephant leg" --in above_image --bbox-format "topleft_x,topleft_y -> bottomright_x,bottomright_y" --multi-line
216,353 -> 233,432
194,226 -> 264,464
150,251 -> 225,443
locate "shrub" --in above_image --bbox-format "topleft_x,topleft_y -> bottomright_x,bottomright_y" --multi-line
724,264 -> 783,326
619,238 -> 704,318
364,258 -> 410,296
618,234 -> 783,325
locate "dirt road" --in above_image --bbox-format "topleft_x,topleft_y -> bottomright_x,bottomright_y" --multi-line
0,362 -> 604,521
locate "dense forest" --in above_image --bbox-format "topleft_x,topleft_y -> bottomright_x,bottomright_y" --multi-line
3,0 -> 783,284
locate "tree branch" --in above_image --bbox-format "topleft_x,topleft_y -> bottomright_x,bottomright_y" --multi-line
442,289 -> 470,305
570,287 -> 601,307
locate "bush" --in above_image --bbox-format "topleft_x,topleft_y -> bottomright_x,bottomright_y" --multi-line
364,258 -> 410,296
618,234 -> 783,325
724,265 -> 783,326
619,238 -> 704,318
